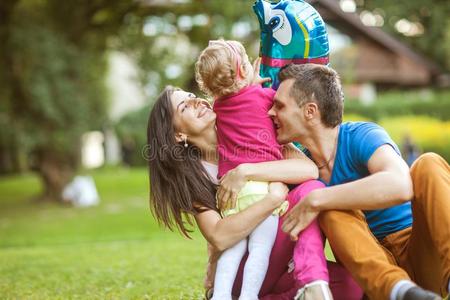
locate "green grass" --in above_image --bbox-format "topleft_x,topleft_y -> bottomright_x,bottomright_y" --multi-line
0,167 -> 335,299
0,168 -> 208,299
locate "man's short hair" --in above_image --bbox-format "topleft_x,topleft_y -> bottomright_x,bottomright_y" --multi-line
278,64 -> 344,127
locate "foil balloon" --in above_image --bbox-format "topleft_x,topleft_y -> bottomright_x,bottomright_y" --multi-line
253,0 -> 329,89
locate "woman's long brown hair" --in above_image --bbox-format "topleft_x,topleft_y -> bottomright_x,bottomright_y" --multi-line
147,86 -> 218,238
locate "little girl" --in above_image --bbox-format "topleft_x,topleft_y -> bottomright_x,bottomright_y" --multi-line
195,40 -> 331,300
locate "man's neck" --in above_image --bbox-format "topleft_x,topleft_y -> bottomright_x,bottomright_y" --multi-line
300,125 -> 340,175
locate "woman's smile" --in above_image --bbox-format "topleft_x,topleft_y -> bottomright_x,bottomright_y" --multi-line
197,105 -> 210,118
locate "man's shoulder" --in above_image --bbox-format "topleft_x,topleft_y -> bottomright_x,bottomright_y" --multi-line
341,121 -> 388,142
341,121 -> 382,133
340,121 -> 400,162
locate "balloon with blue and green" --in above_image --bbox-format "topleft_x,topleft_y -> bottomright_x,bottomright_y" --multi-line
253,0 -> 330,89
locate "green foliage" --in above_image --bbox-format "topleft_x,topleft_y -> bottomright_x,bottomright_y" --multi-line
0,1 -> 133,158
342,112 -> 450,161
344,90 -> 450,160
380,116 -> 450,161
117,0 -> 260,101
345,90 -> 450,121
343,113 -> 371,122
0,0 -> 136,198
115,107 -> 150,166
363,0 -> 450,70
6,17 -> 108,154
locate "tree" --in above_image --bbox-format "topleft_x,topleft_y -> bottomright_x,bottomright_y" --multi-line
363,0 -> 450,71
118,0 -> 260,99
0,0 -> 136,201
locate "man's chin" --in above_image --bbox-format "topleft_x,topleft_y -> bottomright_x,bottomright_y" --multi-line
276,133 -> 290,145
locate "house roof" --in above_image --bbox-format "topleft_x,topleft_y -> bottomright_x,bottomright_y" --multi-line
307,0 -> 441,76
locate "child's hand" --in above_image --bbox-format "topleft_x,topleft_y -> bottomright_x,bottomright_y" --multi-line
252,57 -> 272,86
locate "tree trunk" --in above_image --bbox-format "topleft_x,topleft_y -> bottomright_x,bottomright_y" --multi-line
36,149 -> 75,202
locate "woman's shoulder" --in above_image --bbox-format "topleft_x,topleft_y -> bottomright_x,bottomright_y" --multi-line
201,160 -> 219,184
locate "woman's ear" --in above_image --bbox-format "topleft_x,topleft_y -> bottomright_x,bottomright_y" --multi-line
175,133 -> 186,143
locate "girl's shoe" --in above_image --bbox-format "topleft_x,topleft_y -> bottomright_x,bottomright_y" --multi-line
294,280 -> 333,300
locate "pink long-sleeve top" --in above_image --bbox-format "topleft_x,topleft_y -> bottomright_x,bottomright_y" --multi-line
213,84 -> 283,178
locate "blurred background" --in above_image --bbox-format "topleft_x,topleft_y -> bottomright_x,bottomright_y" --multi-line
0,0 -> 449,298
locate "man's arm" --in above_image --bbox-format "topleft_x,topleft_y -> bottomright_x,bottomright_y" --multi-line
313,144 -> 413,210
282,145 -> 414,240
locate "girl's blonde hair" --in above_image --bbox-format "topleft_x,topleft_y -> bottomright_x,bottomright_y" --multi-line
195,40 -> 252,98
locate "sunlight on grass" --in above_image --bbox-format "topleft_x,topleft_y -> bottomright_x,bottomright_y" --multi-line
0,168 -> 208,298
0,167 -> 335,298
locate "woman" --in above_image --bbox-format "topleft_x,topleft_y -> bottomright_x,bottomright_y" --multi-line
147,86 -> 363,300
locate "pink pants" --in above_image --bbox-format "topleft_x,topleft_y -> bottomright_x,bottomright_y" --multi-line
231,180 -> 363,300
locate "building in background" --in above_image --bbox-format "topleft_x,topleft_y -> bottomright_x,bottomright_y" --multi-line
308,0 -> 445,103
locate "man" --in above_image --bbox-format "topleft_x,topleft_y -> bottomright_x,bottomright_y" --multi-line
268,63 -> 450,300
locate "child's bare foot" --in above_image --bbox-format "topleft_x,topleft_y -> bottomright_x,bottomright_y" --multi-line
294,280 -> 333,300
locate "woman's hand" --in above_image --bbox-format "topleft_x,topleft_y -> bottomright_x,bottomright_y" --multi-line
195,186 -> 289,251
217,164 -> 248,211
203,261 -> 216,290
252,57 -> 271,86
204,243 -> 221,290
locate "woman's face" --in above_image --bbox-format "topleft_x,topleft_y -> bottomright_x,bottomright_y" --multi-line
171,90 -> 216,138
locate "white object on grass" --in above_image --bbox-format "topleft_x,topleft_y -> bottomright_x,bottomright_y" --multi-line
62,176 -> 100,207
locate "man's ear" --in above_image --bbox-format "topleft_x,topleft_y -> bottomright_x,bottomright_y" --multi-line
175,132 -> 186,143
303,102 -> 319,121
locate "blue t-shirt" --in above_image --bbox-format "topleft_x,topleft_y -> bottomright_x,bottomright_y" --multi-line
325,122 -> 412,240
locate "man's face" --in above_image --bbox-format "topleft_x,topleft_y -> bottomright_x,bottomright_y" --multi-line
269,79 -> 305,144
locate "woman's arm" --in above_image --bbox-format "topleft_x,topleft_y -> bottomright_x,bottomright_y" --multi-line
195,182 -> 288,251
216,143 -> 318,208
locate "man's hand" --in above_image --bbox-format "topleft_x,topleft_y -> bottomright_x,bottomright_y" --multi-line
282,190 -> 321,241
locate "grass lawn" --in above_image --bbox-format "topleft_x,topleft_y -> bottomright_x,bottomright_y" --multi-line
0,167 -> 207,299
0,167 -> 334,299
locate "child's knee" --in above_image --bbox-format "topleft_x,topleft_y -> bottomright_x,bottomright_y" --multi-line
288,180 -> 325,206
